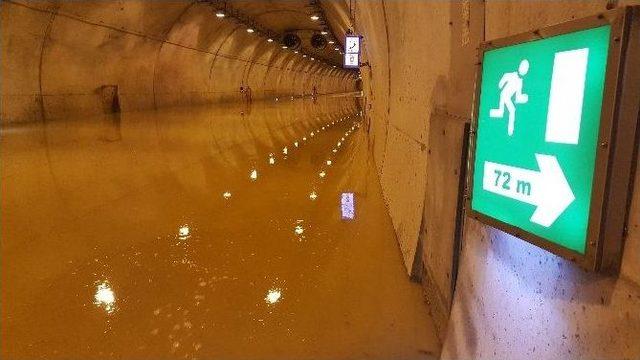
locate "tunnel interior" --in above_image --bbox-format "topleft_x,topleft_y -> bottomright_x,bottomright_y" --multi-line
2,1 -> 640,360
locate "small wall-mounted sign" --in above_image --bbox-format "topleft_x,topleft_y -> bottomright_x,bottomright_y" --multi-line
344,53 -> 359,68
467,6 -> 640,272
346,36 -> 360,54
344,35 -> 360,69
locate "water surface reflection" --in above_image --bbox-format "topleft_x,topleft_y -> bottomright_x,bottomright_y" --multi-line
1,97 -> 439,359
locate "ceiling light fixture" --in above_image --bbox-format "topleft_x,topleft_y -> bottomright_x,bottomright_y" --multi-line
215,11 -> 225,18
310,15 -> 320,21
321,31 -> 328,35
267,38 -> 274,42
246,28 -> 255,33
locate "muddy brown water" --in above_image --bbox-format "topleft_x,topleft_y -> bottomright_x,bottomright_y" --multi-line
1,97 -> 439,360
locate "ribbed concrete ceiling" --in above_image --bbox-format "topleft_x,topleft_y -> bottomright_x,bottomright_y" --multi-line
206,0 -> 352,65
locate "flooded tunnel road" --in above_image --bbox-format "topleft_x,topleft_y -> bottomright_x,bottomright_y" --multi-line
1,97 -> 440,359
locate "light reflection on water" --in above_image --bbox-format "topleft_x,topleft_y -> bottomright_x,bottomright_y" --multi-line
94,281 -> 116,314
1,100 -> 439,359
264,288 -> 282,305
294,220 -> 306,242
178,225 -> 191,240
341,192 -> 355,220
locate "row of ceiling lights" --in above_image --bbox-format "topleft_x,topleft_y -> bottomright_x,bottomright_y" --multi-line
212,6 -> 344,68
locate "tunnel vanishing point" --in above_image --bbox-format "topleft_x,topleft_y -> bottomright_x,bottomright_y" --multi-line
1,1 -> 640,359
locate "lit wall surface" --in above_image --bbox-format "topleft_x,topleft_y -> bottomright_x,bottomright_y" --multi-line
353,1 -> 640,359
2,0 -> 640,359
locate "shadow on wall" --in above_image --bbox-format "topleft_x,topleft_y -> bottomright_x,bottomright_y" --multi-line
99,85 -> 121,114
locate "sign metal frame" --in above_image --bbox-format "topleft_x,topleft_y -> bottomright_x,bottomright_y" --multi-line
344,35 -> 361,69
466,7 -> 640,272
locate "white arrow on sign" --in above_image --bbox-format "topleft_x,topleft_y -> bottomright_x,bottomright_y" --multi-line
482,154 -> 575,227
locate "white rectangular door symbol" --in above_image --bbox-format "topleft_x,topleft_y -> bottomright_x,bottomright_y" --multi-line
545,48 -> 589,145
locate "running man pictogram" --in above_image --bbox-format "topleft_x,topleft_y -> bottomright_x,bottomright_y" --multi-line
489,59 -> 530,136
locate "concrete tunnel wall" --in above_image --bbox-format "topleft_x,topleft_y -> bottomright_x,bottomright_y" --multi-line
3,0 -> 640,358
354,1 -> 640,359
0,0 -> 356,124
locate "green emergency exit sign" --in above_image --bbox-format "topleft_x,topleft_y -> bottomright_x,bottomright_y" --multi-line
468,7 -> 640,271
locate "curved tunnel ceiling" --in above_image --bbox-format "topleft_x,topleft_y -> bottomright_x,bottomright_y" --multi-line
0,0 -> 358,123
207,0 -> 351,65
319,0 -> 352,47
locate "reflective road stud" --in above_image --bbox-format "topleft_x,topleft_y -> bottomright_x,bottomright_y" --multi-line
471,25 -> 611,254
